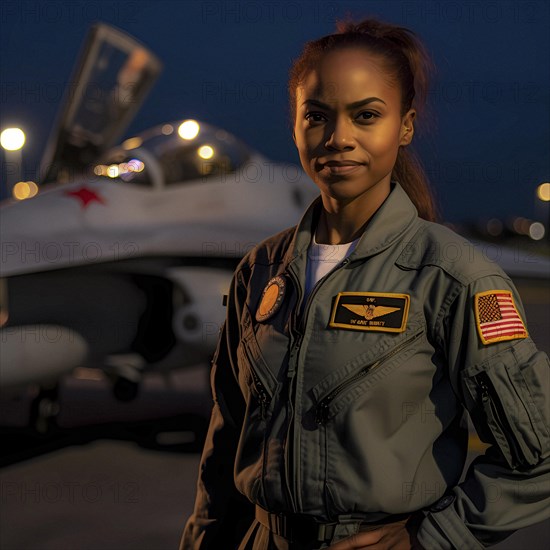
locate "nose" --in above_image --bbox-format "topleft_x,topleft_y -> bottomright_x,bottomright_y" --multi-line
324,117 -> 355,151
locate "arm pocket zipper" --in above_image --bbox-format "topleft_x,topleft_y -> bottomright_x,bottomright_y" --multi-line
476,371 -> 530,469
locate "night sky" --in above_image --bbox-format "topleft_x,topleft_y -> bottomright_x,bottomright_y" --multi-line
1,0 -> 549,222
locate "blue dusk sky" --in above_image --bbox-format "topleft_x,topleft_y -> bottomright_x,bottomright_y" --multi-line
1,0 -> 549,221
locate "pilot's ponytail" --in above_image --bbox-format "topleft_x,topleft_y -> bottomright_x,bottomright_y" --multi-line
288,16 -> 438,221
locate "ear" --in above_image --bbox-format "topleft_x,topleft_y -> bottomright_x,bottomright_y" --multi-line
292,130 -> 297,145
399,109 -> 416,146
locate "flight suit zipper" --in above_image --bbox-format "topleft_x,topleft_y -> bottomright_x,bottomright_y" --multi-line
284,257 -> 351,512
242,337 -> 274,508
242,338 -> 273,419
284,269 -> 303,513
315,329 -> 425,425
250,366 -> 271,420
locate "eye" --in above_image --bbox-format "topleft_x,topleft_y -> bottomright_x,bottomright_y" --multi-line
356,111 -> 378,123
305,112 -> 327,125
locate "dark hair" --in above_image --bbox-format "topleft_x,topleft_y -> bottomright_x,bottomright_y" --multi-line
288,16 -> 438,221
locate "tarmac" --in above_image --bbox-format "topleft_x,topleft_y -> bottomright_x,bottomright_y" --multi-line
1,439 -> 549,550
1,278 -> 549,549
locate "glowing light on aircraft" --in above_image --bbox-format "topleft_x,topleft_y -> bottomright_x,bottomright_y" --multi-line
127,159 -> 145,172
178,120 -> 200,140
122,137 -> 143,150
12,181 -> 38,200
198,145 -> 214,159
94,160 -> 145,178
0,128 -> 25,151
537,183 -> 550,202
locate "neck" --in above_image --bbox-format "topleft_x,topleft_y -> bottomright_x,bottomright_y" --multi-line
315,176 -> 392,245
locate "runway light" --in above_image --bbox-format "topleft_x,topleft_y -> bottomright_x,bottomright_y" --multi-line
486,218 -> 503,237
198,145 -> 214,159
1,128 -> 26,151
529,222 -> 545,241
178,120 -> 200,140
512,217 -> 531,235
12,181 -> 38,200
122,137 -> 142,150
537,183 -> 550,202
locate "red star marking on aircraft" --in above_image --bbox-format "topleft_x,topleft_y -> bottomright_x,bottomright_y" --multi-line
63,187 -> 106,209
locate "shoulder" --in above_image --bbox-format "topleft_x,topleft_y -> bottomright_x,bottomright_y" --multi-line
396,218 -> 508,286
235,225 -> 296,276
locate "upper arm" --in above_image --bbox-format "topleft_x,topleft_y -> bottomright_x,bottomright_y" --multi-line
440,274 -> 550,469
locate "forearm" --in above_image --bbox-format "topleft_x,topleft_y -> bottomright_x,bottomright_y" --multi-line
416,449 -> 550,548
182,268 -> 255,548
181,403 -> 240,548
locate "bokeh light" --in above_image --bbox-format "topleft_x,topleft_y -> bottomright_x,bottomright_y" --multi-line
12,181 -> 38,200
178,120 -> 200,140
486,218 -> 503,237
198,145 -> 214,159
122,137 -> 143,150
529,222 -> 545,241
536,183 -> 550,202
1,128 -> 26,151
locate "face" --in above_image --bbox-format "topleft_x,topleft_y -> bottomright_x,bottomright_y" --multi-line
293,47 -> 415,207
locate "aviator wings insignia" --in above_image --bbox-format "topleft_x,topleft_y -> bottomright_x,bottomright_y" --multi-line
342,304 -> 400,320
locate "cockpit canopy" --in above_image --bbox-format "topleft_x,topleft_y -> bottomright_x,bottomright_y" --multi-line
96,119 -> 253,187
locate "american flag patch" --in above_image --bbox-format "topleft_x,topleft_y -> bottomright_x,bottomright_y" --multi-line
474,290 -> 528,345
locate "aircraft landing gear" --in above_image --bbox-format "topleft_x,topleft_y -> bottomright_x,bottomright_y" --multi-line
103,353 -> 145,402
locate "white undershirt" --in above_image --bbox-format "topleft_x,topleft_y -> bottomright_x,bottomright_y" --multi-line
302,228 -> 360,306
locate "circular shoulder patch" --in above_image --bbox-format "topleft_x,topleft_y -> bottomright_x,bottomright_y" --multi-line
256,276 -> 286,322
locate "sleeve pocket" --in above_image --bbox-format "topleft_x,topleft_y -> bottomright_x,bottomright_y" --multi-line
462,341 -> 550,470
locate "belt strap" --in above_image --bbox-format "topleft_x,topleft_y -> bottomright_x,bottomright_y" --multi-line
255,505 -> 337,543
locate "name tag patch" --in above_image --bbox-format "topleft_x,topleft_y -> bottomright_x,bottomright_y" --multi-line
329,292 -> 410,332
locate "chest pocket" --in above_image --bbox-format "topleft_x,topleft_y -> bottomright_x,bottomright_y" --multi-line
311,320 -> 427,425
237,304 -> 281,418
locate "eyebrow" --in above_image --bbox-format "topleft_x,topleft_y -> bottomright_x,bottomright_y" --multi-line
302,97 -> 387,109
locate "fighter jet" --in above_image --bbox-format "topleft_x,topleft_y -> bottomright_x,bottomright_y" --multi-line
0,23 -> 318,408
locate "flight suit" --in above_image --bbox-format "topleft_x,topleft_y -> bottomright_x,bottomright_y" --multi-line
181,182 -> 550,549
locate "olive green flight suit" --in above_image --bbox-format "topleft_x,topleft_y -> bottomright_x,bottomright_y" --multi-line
181,182 -> 549,549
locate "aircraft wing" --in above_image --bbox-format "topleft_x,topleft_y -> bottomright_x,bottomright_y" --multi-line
40,23 -> 162,184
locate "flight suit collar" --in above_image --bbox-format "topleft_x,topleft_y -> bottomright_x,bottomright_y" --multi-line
282,181 -> 418,270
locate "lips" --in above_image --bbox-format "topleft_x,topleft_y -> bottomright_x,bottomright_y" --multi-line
319,159 -> 365,175
322,160 -> 363,167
